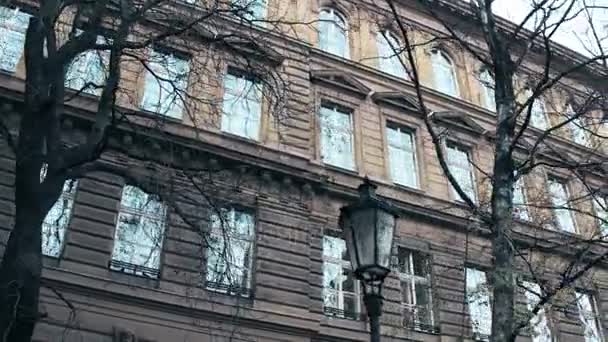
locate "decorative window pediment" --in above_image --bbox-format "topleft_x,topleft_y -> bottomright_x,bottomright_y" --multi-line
311,69 -> 371,98
372,91 -> 420,112
432,111 -> 486,135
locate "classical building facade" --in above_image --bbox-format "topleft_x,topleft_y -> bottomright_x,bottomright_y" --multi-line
0,0 -> 606,341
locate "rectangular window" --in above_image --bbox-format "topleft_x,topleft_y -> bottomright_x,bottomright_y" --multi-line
387,124 -> 417,188
569,119 -> 589,147
322,235 -> 360,319
525,89 -> 548,130
0,7 -> 29,72
110,185 -> 166,278
319,104 -> 355,171
576,292 -> 603,342
40,164 -> 78,257
548,178 -> 576,233
397,248 -> 435,332
465,268 -> 492,341
523,281 -> 552,342
221,71 -> 262,140
593,197 -> 607,237
446,144 -> 476,203
141,50 -> 190,119
206,208 -> 255,295
566,105 -> 589,146
513,178 -> 530,221
65,34 -> 109,95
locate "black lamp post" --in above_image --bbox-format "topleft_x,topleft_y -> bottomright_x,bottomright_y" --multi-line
339,179 -> 398,342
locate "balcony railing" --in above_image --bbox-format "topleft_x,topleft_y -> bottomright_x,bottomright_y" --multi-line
205,280 -> 251,297
323,306 -> 362,320
109,260 -> 161,279
402,304 -> 440,334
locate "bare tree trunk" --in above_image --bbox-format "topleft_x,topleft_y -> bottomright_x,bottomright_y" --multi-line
0,173 -> 46,342
490,69 -> 517,342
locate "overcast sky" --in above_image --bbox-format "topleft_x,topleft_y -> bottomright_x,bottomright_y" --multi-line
490,0 -> 608,56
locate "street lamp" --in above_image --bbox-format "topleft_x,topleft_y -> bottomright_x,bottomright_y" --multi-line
339,179 -> 399,342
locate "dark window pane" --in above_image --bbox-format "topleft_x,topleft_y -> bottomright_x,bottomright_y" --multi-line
397,248 -> 411,274
412,251 -> 428,277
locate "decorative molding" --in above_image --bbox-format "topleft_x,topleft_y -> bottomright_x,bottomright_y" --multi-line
430,110 -> 486,135
310,69 -> 372,98
371,91 -> 420,112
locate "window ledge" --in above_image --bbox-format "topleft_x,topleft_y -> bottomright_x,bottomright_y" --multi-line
136,107 -> 184,123
64,87 -> 101,101
0,69 -> 17,76
322,163 -> 359,177
393,182 -> 423,195
220,130 -> 260,145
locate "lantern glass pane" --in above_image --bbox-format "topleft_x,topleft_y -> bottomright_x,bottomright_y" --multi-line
348,208 -> 376,269
376,209 -> 395,268
343,214 -> 358,270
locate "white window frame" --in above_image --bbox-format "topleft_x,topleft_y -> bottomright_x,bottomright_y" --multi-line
523,281 -> 553,342
479,69 -> 496,112
547,177 -> 577,233
397,248 -> 435,332
465,268 -> 492,341
221,70 -> 263,140
386,123 -> 418,188
318,8 -> 349,59
318,104 -> 356,171
525,88 -> 549,130
592,196 -> 607,238
65,34 -> 109,95
513,177 -> 530,221
140,50 -> 190,119
110,185 -> 167,278
446,143 -> 477,203
205,207 -> 256,296
376,31 -> 407,79
431,49 -> 459,97
39,164 -> 78,258
322,235 -> 361,319
0,6 -> 30,72
575,291 -> 603,342
566,105 -> 589,147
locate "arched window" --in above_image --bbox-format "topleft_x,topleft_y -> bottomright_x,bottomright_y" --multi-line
431,49 -> 458,97
376,31 -> 407,79
318,8 -> 349,59
479,69 -> 495,111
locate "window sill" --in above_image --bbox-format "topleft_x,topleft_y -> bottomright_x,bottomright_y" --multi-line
393,182 -> 422,194
136,107 -> 184,123
42,255 -> 62,268
0,68 -> 17,76
64,87 -> 101,100
220,130 -> 260,145
321,163 -> 359,177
